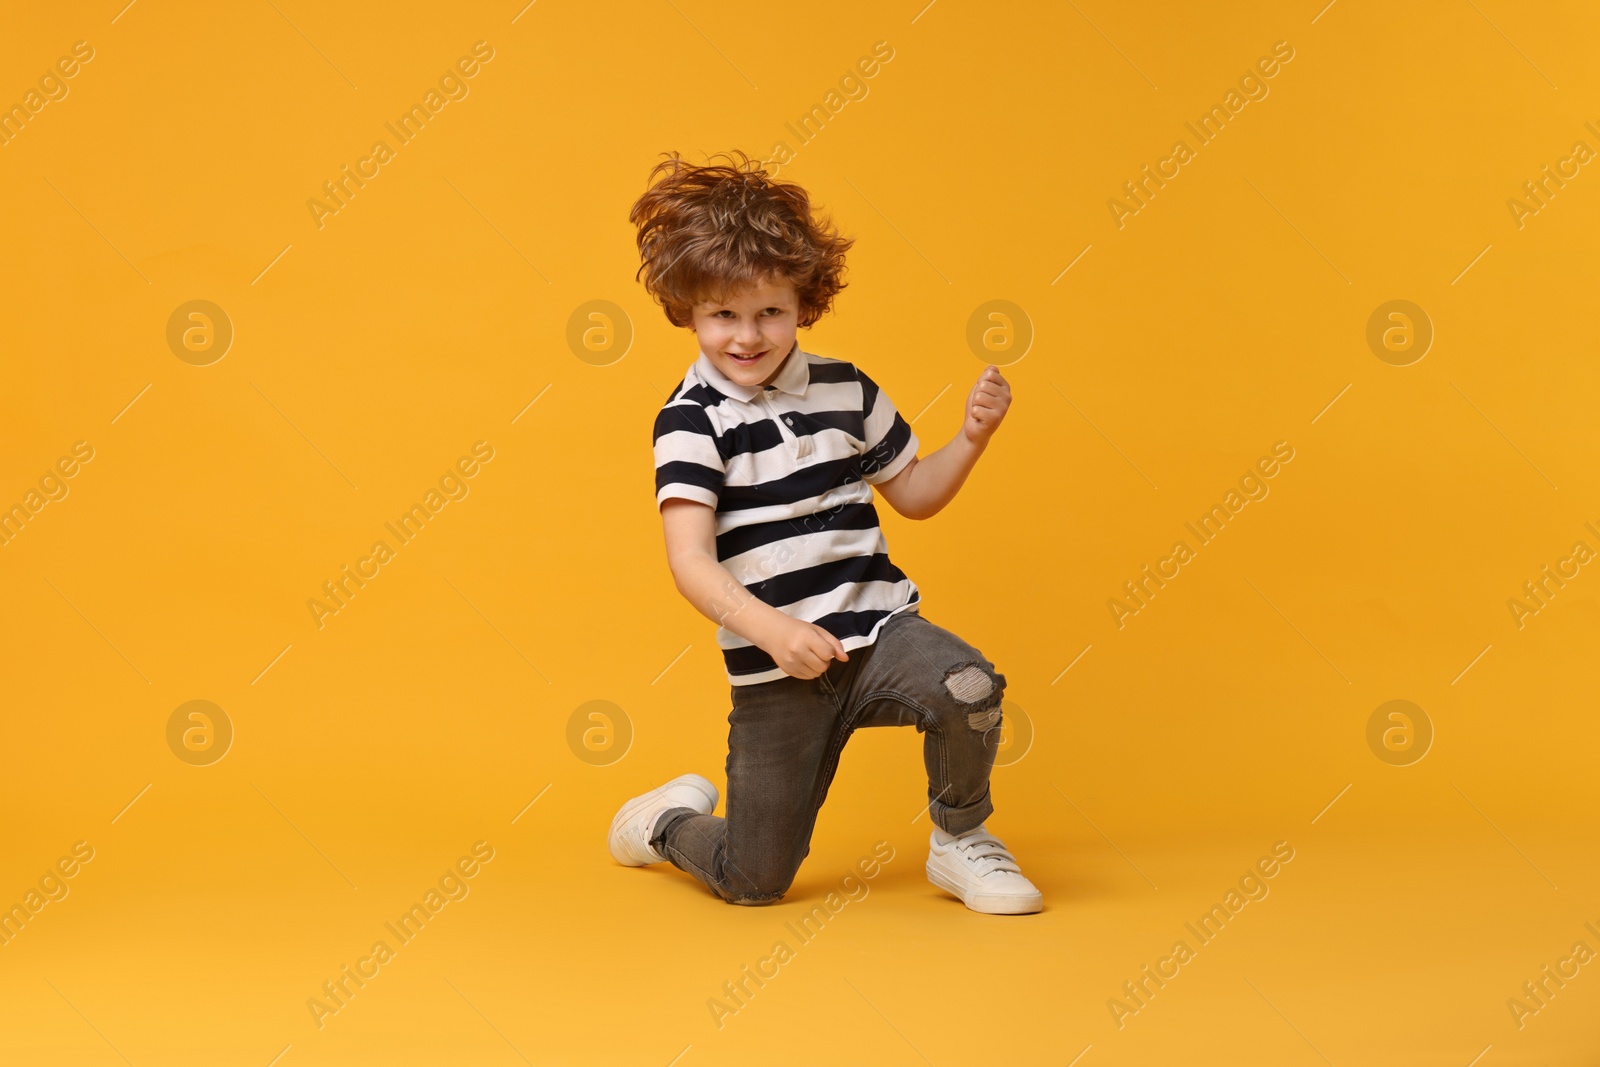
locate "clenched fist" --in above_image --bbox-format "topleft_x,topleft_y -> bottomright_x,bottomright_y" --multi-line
964,365 -> 1012,444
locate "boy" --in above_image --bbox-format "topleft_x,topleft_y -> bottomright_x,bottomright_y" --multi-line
610,151 -> 1041,915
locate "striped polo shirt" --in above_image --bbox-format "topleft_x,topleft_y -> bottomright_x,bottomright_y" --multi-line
652,342 -> 922,686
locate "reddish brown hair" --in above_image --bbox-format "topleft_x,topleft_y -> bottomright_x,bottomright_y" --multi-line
628,150 -> 853,328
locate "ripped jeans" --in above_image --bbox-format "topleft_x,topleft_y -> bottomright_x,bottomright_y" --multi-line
651,605 -> 1007,905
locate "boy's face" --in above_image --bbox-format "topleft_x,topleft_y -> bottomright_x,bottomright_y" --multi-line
688,276 -> 800,389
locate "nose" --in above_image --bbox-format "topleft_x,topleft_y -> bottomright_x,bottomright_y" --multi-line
732,316 -> 761,346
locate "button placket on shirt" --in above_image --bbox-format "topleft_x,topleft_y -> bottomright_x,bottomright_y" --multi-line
760,386 -> 813,461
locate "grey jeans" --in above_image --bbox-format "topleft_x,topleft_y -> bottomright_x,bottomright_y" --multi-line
651,606 -> 1008,905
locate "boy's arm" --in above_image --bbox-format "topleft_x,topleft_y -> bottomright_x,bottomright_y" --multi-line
875,436 -> 983,521
876,365 -> 1012,521
660,498 -> 790,649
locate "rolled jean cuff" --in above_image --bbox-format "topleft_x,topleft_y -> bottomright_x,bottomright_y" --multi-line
931,785 -> 993,837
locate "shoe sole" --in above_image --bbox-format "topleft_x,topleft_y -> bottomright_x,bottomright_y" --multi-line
609,775 -> 719,866
926,859 -> 1043,915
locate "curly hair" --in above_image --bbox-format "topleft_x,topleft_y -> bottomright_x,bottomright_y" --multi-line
628,150 -> 854,329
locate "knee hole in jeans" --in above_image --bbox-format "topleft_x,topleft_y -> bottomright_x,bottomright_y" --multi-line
942,662 -> 1002,731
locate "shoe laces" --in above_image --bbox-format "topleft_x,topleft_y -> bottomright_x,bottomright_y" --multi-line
947,828 -> 1021,877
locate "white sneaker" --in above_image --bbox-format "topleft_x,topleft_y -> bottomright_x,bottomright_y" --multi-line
608,773 -> 719,866
926,824 -> 1043,914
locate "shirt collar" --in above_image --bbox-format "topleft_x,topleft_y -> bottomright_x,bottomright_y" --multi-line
694,341 -> 809,402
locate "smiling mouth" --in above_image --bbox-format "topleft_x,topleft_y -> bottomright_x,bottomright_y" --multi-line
727,350 -> 767,366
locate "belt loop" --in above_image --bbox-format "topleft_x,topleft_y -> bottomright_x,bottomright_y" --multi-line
818,668 -> 841,712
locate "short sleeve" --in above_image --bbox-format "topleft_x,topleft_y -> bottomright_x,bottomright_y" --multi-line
653,402 -> 724,509
856,367 -> 919,485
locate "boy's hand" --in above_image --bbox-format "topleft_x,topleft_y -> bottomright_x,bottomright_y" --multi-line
963,365 -> 1011,444
765,616 -> 849,680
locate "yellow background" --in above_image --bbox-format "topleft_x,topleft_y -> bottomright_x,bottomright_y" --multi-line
2,0 -> 1598,1063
